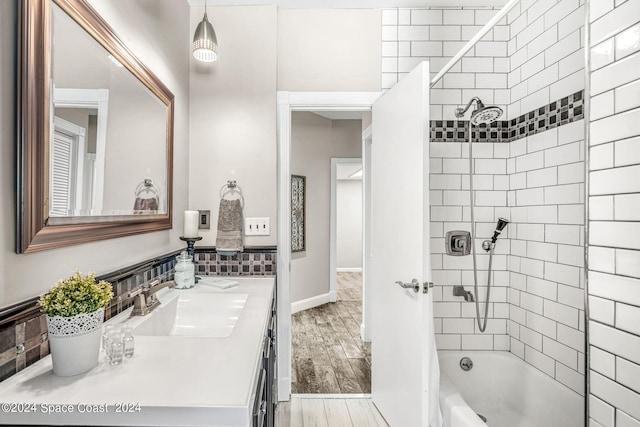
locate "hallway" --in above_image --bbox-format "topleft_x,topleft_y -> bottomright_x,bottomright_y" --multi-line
291,272 -> 370,394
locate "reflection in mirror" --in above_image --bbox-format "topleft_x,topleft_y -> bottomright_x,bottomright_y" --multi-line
50,3 -> 168,217
17,0 -> 174,253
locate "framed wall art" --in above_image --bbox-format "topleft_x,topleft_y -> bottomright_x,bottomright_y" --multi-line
291,175 -> 306,252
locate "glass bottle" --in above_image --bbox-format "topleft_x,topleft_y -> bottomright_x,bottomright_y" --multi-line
122,325 -> 135,358
174,251 -> 195,289
109,331 -> 124,365
102,324 -> 114,362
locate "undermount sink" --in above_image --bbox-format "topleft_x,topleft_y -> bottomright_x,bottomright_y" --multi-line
131,291 -> 249,338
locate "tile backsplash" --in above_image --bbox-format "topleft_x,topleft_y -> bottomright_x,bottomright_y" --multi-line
193,248 -> 276,276
0,247 -> 276,383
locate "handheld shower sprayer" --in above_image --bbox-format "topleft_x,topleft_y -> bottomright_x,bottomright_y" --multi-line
492,217 -> 509,243
482,217 -> 510,251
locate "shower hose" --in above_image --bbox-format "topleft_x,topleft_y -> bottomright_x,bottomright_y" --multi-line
468,122 -> 494,333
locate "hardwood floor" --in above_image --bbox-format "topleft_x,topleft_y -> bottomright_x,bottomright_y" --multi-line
291,272 -> 370,394
336,272 -> 362,301
276,397 -> 389,427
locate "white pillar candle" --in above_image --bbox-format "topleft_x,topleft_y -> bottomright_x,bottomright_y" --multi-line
183,210 -> 199,238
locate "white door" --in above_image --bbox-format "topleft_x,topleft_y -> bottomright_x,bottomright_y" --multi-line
370,62 -> 440,427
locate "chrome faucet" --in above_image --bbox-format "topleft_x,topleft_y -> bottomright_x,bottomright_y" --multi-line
128,279 -> 175,316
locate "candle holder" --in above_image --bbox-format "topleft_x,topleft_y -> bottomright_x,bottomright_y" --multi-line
179,236 -> 202,259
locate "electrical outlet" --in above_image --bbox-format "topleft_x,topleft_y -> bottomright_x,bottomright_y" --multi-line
245,217 -> 270,236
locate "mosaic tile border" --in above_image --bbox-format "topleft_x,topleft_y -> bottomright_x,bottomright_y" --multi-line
0,246 -> 276,383
194,247 -> 277,277
430,90 -> 584,143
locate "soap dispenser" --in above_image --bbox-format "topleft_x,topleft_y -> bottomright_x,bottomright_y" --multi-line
174,251 -> 195,289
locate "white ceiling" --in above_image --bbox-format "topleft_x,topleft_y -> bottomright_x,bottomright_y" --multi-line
187,0 -> 508,8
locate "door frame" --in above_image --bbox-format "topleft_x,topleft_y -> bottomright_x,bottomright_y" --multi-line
53,88 -> 109,211
362,125 -> 373,343
276,91 -> 380,401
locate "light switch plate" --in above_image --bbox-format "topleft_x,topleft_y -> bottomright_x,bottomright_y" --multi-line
198,210 -> 210,229
245,217 -> 270,236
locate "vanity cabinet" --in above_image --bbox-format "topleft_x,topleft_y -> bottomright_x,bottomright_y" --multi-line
253,287 -> 277,427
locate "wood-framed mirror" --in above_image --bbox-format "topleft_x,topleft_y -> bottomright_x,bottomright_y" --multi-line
17,0 -> 174,253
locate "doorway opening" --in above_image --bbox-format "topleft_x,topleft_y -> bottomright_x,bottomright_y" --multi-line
289,112 -> 368,394
276,92 -> 379,401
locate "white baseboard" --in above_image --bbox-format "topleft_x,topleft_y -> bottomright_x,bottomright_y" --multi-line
291,293 -> 331,314
337,267 -> 363,273
278,377 -> 291,402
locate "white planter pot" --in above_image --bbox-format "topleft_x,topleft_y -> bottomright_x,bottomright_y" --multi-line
46,307 -> 104,377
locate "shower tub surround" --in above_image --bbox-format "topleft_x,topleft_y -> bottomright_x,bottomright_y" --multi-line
439,350 -> 583,427
430,95 -> 586,396
382,0 -> 587,400
0,247 -> 276,384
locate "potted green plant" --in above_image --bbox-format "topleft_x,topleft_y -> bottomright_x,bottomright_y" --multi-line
39,271 -> 113,376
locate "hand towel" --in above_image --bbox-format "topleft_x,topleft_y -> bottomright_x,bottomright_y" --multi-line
133,197 -> 159,214
215,198 -> 244,253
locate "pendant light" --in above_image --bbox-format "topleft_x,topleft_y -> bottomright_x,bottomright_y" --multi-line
192,1 -> 218,62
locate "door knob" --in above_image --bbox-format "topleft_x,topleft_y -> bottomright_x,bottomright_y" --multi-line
395,279 -> 420,293
423,281 -> 434,294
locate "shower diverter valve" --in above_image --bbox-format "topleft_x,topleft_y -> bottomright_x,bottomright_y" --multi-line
445,231 -> 472,256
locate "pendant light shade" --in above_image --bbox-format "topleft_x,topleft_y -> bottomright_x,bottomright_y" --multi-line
193,11 -> 218,62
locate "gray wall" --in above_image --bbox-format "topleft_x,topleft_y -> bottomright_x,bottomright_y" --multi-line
291,113 -> 362,303
337,179 -> 363,270
277,9 -> 381,92
0,0 -> 190,307
188,6 -> 381,249
188,5 -> 278,247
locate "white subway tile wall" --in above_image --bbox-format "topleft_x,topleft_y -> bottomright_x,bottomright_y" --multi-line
588,0 -> 640,423
431,139 -> 510,352
381,7 -> 508,120
509,0 -> 584,121
509,114 -> 587,393
384,0 -> 588,400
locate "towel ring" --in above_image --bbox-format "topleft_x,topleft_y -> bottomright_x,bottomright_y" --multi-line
219,180 -> 245,208
135,178 -> 161,200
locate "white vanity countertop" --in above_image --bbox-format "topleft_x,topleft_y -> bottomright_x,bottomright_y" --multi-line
0,276 -> 275,427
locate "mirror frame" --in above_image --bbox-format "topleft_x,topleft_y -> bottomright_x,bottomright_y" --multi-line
17,0 -> 174,253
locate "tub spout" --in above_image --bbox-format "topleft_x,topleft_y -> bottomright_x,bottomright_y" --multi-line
453,285 -> 474,302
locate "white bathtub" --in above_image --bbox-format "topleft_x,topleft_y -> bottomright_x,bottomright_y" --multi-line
438,351 -> 584,427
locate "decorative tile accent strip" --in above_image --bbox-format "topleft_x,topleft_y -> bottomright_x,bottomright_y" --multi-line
194,247 -> 277,277
430,90 -> 584,143
0,246 -> 276,383
430,119 -> 511,143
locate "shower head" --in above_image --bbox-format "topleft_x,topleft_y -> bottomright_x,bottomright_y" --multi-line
470,103 -> 503,125
455,97 -> 504,125
495,217 -> 509,233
